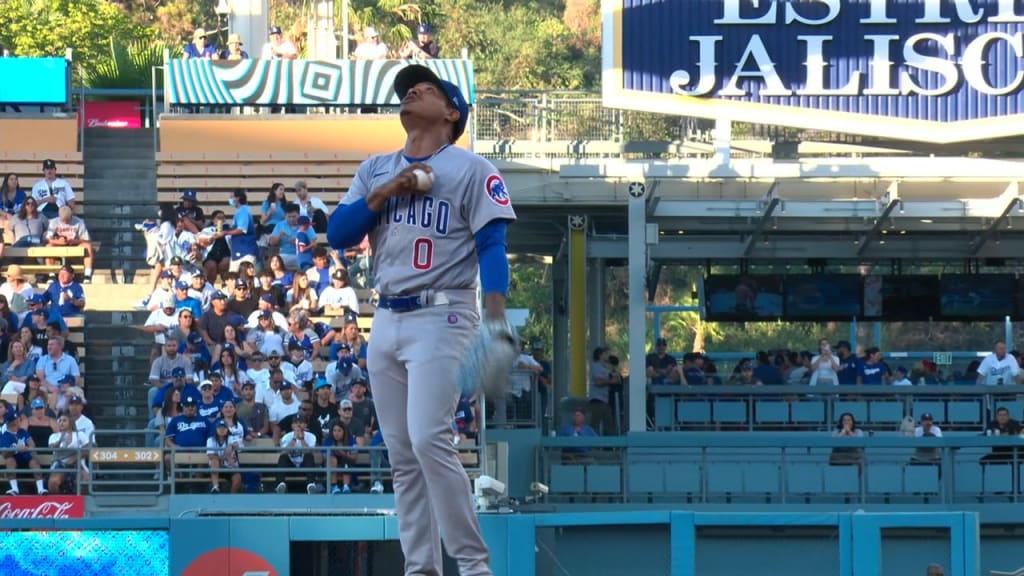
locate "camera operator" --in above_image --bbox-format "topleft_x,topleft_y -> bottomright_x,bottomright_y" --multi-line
588,347 -> 621,435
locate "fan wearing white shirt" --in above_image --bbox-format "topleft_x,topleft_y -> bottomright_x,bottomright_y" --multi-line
318,268 -> 360,315
976,340 -> 1020,386
246,294 -> 289,332
31,159 -> 76,220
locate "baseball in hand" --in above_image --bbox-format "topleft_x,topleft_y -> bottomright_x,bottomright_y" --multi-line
412,168 -> 434,191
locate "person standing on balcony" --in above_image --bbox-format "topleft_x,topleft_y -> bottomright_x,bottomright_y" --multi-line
399,23 -> 439,60
261,26 -> 298,60
183,28 -> 219,60
353,26 -> 389,60
220,34 -> 249,61
976,340 -> 1020,386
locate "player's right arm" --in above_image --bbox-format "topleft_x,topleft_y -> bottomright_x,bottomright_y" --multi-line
326,160 -> 432,250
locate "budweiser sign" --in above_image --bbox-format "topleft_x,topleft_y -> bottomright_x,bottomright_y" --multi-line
0,496 -> 85,519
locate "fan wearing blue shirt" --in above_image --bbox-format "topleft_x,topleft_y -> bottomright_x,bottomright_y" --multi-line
224,190 -> 259,274
165,396 -> 210,449
43,265 -> 85,317
151,367 -> 201,416
183,28 -> 219,59
835,341 -> 862,385
1,410 -> 46,495
858,347 -> 888,385
269,203 -> 301,269
197,380 -> 226,423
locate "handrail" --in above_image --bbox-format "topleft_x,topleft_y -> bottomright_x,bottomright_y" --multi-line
648,384 -> 1024,396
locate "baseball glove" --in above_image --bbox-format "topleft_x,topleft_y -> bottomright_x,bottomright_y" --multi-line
457,318 -> 519,397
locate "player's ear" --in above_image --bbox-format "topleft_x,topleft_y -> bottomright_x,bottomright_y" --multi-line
444,105 -> 461,127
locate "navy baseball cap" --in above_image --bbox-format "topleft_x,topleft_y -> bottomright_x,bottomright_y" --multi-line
259,293 -> 274,303
171,367 -> 186,377
174,280 -> 188,291
297,215 -> 311,226
160,270 -> 174,279
259,310 -> 273,319
920,412 -> 934,421
58,374 -> 76,385
42,159 -> 57,170
28,294 -> 45,305
182,396 -> 198,406
351,377 -> 367,387
279,380 -> 293,390
268,25 -> 282,35
394,64 -> 470,142
655,337 -> 668,346
337,342 -> 351,351
836,340 -> 852,350
416,23 -> 431,34
213,418 -> 228,428
234,278 -> 248,288
211,291 -> 227,300
180,189 -> 197,201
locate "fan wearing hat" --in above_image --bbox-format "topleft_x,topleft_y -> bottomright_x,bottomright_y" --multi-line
399,22 -> 439,60
43,205 -> 94,283
318,268 -> 359,316
31,159 -> 76,220
183,27 -> 219,60
176,189 -> 205,235
261,25 -> 297,60
220,33 -> 249,61
1,409 -> 47,495
0,265 -> 34,313
353,25 -> 389,60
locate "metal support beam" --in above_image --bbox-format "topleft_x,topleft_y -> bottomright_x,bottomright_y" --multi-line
743,185 -> 781,256
857,197 -> 902,256
568,216 -> 587,398
628,184 -> 648,433
970,189 -> 1022,255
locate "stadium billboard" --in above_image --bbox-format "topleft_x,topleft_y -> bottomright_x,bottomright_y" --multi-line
602,0 -> 1024,142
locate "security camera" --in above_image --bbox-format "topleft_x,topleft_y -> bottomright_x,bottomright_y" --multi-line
530,481 -> 549,496
475,475 -> 506,498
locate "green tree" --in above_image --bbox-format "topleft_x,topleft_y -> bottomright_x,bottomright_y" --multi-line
0,0 -> 152,81
89,37 -> 181,90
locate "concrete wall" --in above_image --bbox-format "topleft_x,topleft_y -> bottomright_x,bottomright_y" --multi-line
0,118 -> 78,153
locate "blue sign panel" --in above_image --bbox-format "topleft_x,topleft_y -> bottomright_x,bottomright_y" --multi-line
0,58 -> 70,105
167,59 -> 474,106
604,0 -> 1024,142
0,530 -> 168,575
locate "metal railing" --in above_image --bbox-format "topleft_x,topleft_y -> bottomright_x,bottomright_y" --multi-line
486,370 -> 545,430
648,384 -> 1024,432
537,434 -> 1024,505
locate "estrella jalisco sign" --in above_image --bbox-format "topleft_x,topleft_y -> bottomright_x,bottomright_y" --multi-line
602,0 -> 1024,142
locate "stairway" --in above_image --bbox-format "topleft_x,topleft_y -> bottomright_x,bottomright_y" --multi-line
80,128 -> 158,439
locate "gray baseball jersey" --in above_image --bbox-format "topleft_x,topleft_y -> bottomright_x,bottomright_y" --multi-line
340,145 -> 516,295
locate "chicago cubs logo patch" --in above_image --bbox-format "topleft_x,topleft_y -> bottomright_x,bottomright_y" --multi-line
485,174 -> 510,207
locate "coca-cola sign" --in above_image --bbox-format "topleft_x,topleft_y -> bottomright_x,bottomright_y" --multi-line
0,496 -> 85,519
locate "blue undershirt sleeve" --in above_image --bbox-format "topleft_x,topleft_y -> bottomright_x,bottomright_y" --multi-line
327,198 -> 378,250
475,219 -> 510,296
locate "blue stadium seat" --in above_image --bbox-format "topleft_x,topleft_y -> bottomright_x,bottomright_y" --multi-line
627,463 -> 664,494
786,463 -> 823,494
754,401 -> 789,424
905,464 -> 940,493
707,462 -> 745,493
677,400 -> 711,426
745,463 -> 780,493
913,401 -> 946,422
664,462 -> 702,495
833,400 -> 867,424
867,463 -> 903,493
824,465 -> 860,494
983,463 -> 1013,493
712,401 -> 748,423
654,396 -> 675,428
550,465 -> 585,494
586,465 -> 622,494
947,400 -> 981,424
954,463 -> 983,495
868,401 -> 905,425
791,401 -> 825,425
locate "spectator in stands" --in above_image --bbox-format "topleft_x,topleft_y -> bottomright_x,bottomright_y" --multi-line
211,346 -> 246,395
558,407 -> 598,439
343,234 -> 371,289
753,350 -> 783,385
36,336 -> 80,397
353,26 -> 389,60
199,291 -> 233,346
980,406 -> 1021,464
891,365 -> 912,386
294,216 -> 316,271
292,180 -> 329,233
164,396 -> 209,471
183,28 -> 219,59
247,293 -> 287,331
454,394 -> 477,441
282,342 -> 315,392
209,370 -> 240,405
47,413 -> 83,494
337,313 -> 367,371
225,189 -> 259,275
199,210 -> 232,284
319,268 -> 359,316
269,202 -> 301,268
910,413 -> 943,464
25,397 -> 56,448
858,347 -> 889,385
67,393 -> 93,447
144,296 -> 181,362
976,340 -> 1020,386
287,271 -> 318,313
1,340 -> 35,402
188,273 -> 215,312
285,311 -> 321,360
262,26 -> 298,60
260,183 -> 287,236
1,266 -> 33,315
176,189 -> 205,234
44,206 -> 94,283
730,360 -> 763,386
646,337 -> 679,386
253,269 -> 284,309
1,410 -> 47,495
206,418 -> 241,493
151,366 -> 198,417
399,23 -> 439,59
0,173 -> 25,216
326,344 -> 363,399
306,246 -> 334,296
5,197 -> 47,248
279,400 -> 323,444
197,379 -> 225,423
274,414 -> 317,494
787,351 -> 812,384
148,339 -> 194,409
220,33 -> 249,61
681,353 -> 706,386
246,310 -> 287,358
237,380 -> 270,438
590,347 -> 619,434
311,379 -> 338,436
323,420 -> 358,493
835,341 -> 861,385
260,362 -> 286,407
173,282 -> 202,319
147,389 -> 181,447
829,412 -> 864,465
809,338 -> 840,386
267,254 -> 293,287
242,353 -> 269,395
269,379 -> 300,439
31,159 -> 75,220
226,277 -> 257,318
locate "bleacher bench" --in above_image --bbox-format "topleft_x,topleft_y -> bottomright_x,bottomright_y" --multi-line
1,246 -> 87,276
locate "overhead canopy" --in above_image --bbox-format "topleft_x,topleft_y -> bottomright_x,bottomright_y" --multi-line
504,156 -> 1024,261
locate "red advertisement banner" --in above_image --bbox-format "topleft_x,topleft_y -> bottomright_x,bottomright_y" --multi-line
0,495 -> 85,519
78,101 -> 142,129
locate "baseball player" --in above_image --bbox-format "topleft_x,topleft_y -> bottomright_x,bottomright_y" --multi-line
327,64 -> 515,576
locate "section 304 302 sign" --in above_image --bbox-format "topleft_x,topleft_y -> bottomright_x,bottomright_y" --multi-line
602,0 -> 1024,142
